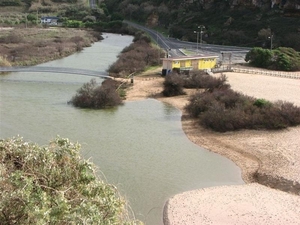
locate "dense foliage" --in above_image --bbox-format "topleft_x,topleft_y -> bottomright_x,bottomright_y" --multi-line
0,136 -> 137,224
70,78 -> 124,109
245,47 -> 300,71
0,0 -> 21,6
104,0 -> 300,50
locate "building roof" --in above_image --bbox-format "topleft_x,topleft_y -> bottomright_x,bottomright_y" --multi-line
161,54 -> 219,61
41,16 -> 59,19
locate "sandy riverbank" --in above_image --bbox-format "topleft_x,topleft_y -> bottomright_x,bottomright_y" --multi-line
124,69 -> 300,224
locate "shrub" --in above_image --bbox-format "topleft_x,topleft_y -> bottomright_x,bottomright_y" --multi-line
0,33 -> 24,44
200,102 -> 250,132
277,101 -> 300,125
185,91 -> 216,117
183,71 -> 229,91
65,20 -> 83,28
0,55 -> 11,67
245,47 -> 273,68
108,31 -> 163,77
0,136 -> 137,224
185,87 -> 300,132
253,98 -> 271,108
246,47 -> 300,71
70,78 -> 123,109
162,73 -> 186,97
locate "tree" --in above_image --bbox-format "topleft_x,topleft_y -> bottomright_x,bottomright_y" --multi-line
0,136 -> 138,224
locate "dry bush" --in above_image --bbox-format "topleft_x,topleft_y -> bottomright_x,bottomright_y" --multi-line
185,91 -> 217,117
183,71 -> 229,90
200,102 -> 250,132
108,36 -> 162,77
0,32 -> 24,43
70,78 -> 123,109
186,87 -> 300,132
162,72 -> 186,97
1,28 -> 101,66
0,55 -> 11,66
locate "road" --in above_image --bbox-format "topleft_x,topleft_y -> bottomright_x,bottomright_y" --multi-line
124,21 -> 250,64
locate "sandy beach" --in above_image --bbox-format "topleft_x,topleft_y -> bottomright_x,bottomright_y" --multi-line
125,70 -> 300,224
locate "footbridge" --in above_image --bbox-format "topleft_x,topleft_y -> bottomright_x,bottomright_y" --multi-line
0,66 -> 112,79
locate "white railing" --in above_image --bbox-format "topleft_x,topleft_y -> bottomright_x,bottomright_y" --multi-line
231,67 -> 300,79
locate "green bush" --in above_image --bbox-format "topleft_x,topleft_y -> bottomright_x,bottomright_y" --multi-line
245,47 -> 300,71
245,47 -> 273,68
65,20 -> 83,28
0,136 -> 138,224
253,98 -> 271,108
0,0 -> 21,6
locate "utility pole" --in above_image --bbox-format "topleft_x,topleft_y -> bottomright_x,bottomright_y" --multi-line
268,34 -> 273,50
36,10 -> 39,26
157,30 -> 160,63
193,30 -> 199,53
199,25 -> 205,47
194,25 -> 205,53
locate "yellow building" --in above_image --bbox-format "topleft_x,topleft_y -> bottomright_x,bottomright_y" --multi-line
161,55 -> 219,75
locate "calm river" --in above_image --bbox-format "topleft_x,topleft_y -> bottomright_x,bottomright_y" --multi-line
0,33 -> 244,224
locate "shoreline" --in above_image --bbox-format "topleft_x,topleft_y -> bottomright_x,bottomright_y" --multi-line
124,69 -> 300,224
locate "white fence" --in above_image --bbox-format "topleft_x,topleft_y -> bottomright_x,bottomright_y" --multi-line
231,67 -> 300,79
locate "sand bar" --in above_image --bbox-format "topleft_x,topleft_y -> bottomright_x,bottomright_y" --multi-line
125,70 -> 300,224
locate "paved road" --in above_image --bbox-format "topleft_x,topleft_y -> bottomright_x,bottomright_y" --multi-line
124,21 -> 250,63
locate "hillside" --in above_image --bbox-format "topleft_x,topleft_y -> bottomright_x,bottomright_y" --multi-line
104,0 -> 300,50
0,0 -> 299,50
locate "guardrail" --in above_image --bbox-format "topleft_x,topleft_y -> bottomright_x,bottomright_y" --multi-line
231,67 -> 300,79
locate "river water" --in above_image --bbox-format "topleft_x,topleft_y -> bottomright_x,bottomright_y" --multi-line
0,33 -> 244,224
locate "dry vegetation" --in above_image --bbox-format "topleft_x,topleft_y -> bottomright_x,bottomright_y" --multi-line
0,27 -> 103,66
69,78 -> 126,109
162,71 -> 300,132
108,32 -> 164,77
